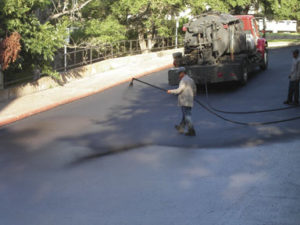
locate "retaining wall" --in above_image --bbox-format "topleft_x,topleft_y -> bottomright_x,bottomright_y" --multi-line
0,49 -> 181,102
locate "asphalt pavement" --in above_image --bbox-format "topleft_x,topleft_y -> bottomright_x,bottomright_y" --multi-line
0,46 -> 300,225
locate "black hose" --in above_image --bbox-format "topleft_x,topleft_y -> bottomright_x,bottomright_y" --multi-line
194,98 -> 300,126
131,78 -> 167,92
130,78 -> 300,126
204,81 -> 297,114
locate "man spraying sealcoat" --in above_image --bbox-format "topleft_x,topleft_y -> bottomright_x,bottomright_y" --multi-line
167,67 -> 197,136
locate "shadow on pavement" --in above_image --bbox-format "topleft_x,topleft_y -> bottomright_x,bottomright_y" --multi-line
2,46 -> 300,166
57,72 -> 300,165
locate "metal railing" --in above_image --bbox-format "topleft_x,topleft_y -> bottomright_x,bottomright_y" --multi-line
54,36 -> 184,72
3,36 -> 184,88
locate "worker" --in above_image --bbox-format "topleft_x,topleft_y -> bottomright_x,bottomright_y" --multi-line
167,67 -> 197,136
284,49 -> 300,105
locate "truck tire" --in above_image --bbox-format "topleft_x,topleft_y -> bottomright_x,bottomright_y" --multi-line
260,50 -> 268,70
240,61 -> 248,85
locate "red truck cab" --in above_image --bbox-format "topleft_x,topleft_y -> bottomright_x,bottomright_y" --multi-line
235,15 -> 260,39
235,15 -> 268,57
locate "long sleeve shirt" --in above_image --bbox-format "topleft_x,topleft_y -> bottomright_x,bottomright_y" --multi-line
169,75 -> 197,107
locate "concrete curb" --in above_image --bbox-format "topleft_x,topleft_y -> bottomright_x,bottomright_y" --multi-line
0,64 -> 172,127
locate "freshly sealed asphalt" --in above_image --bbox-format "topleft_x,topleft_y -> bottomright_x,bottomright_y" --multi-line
0,46 -> 300,224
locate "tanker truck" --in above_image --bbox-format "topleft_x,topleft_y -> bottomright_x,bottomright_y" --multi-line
168,12 -> 268,85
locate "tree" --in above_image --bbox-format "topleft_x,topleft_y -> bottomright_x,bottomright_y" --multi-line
81,0 -> 113,20
0,32 -> 21,70
187,0 -> 229,15
263,0 -> 300,20
46,0 -> 94,22
70,0 -> 126,46
187,0 -> 255,15
0,0 -> 69,76
187,0 -> 300,20
0,0 -> 95,77
111,0 -> 186,52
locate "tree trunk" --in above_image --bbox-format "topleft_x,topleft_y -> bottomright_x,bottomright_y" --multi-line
138,32 -> 148,54
147,32 -> 157,51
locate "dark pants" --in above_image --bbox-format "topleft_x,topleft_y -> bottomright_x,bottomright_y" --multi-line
179,106 -> 194,129
287,80 -> 299,103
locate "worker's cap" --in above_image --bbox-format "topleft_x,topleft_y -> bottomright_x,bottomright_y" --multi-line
293,49 -> 299,54
177,67 -> 186,73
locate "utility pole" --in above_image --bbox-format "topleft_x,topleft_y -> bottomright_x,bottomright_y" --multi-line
175,17 -> 179,48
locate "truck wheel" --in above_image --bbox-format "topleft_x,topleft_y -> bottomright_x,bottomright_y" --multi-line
260,50 -> 268,70
240,63 -> 248,85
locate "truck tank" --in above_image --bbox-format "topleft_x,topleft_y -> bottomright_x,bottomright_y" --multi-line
176,12 -> 248,66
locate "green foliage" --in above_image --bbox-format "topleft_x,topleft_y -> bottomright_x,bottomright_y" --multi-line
110,0 -> 185,50
0,0 -> 69,77
81,0 -> 113,19
187,0 -> 227,14
187,0 -> 300,20
112,0 -> 184,33
268,0 -> 300,20
42,64 -> 61,80
70,0 -> 126,45
80,16 -> 126,44
70,0 -> 186,50
1,0 -> 50,16
187,0 -> 255,15
21,19 -> 68,61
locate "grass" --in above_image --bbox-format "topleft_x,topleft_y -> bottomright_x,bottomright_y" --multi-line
260,32 -> 300,42
268,39 -> 300,43
266,32 -> 300,36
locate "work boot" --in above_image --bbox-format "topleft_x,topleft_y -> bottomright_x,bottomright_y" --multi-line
175,125 -> 184,134
185,128 -> 196,136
